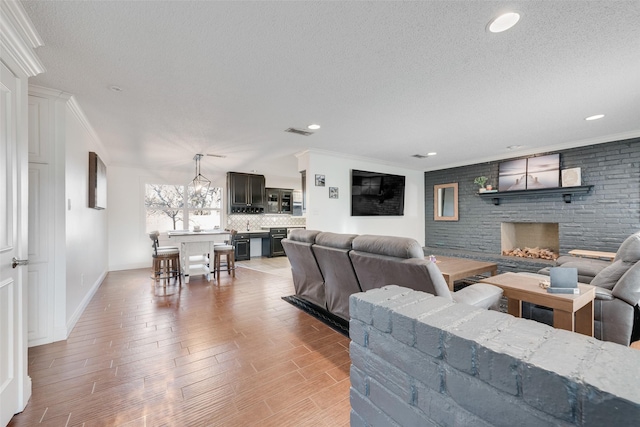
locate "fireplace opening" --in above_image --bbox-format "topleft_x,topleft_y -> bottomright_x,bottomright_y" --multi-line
501,222 -> 559,260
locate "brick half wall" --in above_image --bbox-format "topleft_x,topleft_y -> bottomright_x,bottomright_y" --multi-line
349,286 -> 640,427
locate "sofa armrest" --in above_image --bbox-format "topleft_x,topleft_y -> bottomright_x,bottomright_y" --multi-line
594,287 -> 615,301
452,283 -> 503,310
612,261 -> 640,306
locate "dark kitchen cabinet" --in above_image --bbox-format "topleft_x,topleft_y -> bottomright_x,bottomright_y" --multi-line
228,172 -> 265,214
265,188 -> 293,214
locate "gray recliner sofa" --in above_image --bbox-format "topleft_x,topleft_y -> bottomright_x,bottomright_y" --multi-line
532,231 -> 640,345
282,230 -> 503,321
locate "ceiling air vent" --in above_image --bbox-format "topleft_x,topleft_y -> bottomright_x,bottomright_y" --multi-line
411,154 -> 429,159
285,127 -> 314,136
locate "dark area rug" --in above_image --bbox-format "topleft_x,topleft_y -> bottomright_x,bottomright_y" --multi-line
282,295 -> 350,337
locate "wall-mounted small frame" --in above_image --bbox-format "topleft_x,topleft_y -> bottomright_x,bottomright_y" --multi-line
434,182 -> 458,221
329,187 -> 338,199
88,151 -> 107,209
315,174 -> 325,186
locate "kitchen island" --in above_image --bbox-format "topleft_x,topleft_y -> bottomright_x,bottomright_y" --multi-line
167,230 -> 229,283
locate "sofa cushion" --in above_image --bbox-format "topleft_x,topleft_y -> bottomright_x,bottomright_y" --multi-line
590,260 -> 634,290
612,261 -> 640,307
553,257 -> 610,277
349,250 -> 453,300
614,231 -> 640,263
288,229 -> 321,243
351,235 -> 424,259
315,231 -> 357,249
313,239 -> 362,320
282,233 -> 325,308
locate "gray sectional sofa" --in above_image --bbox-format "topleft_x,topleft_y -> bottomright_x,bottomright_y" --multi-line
282,230 -> 503,320
532,231 -> 640,345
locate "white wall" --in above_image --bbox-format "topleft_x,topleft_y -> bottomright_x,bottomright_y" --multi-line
63,102 -> 109,326
107,165 -> 196,271
300,150 -> 425,245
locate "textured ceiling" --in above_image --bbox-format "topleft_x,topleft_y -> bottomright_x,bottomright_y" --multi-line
21,1 -> 640,181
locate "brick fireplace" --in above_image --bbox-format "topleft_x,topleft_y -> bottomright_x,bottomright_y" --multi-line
423,138 -> 639,274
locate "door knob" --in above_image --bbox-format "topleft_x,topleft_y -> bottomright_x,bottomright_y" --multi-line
12,257 -> 29,268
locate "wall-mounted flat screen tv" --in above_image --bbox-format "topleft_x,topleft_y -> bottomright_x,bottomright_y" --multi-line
351,169 -> 405,216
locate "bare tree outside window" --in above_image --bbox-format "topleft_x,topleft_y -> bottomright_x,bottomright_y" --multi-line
145,184 -> 222,232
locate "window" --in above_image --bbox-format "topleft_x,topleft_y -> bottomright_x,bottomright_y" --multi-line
145,184 -> 222,232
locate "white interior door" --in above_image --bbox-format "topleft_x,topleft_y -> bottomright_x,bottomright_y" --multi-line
1,60 -> 30,425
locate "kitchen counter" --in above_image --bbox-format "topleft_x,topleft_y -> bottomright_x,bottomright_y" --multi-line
167,230 -> 229,236
260,225 -> 306,230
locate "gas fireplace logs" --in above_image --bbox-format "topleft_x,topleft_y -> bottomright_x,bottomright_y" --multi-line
502,247 -> 558,260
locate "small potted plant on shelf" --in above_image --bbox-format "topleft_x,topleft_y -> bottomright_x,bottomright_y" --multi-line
474,176 -> 488,193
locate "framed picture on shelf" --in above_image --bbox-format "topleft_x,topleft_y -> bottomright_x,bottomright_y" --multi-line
498,158 -> 527,191
561,167 -> 581,187
329,187 -> 338,199
526,154 -> 560,189
315,174 -> 325,186
498,154 -> 560,191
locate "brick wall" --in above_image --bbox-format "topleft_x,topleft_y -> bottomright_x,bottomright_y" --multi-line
349,286 -> 640,427
424,138 -> 640,256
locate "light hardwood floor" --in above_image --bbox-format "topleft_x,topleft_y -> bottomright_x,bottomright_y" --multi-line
9,258 -> 351,427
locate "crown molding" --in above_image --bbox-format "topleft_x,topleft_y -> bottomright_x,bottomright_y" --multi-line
423,130 -> 640,172
0,0 -> 45,76
28,84 -> 73,101
67,95 -> 110,164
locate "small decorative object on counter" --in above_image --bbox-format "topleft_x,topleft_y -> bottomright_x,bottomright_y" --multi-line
429,254 -> 437,263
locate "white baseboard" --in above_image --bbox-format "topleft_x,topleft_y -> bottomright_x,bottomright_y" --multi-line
108,262 -> 150,272
64,270 -> 107,338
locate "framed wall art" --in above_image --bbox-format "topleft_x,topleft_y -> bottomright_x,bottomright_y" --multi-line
498,154 -> 560,191
88,151 -> 107,209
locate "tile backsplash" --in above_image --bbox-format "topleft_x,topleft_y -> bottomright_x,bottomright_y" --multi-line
227,214 -> 306,231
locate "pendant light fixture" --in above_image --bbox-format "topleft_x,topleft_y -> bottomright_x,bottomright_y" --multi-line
191,154 -> 211,198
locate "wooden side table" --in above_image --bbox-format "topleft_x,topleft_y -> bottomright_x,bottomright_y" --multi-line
631,341 -> 640,350
480,272 -> 595,336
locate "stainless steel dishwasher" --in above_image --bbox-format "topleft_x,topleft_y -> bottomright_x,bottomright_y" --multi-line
268,228 -> 287,257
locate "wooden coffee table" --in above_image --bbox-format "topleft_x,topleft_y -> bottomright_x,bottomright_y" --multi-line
433,256 -> 498,291
480,272 -> 595,336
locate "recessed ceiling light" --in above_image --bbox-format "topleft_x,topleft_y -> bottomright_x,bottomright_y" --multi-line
585,114 -> 605,121
307,124 -> 321,130
109,85 -> 123,92
427,152 -> 437,156
488,12 -> 520,33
